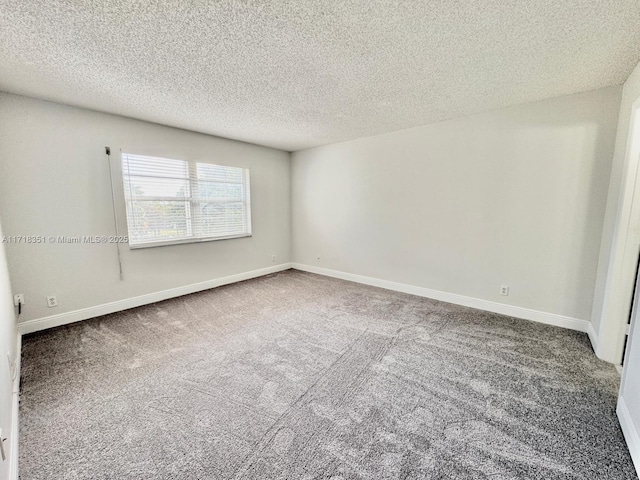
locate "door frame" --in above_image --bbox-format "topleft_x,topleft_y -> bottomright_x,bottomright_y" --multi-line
598,97 -> 640,364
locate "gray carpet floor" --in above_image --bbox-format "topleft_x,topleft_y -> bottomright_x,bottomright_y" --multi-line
19,270 -> 637,479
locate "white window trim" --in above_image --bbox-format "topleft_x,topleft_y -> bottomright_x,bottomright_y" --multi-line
128,232 -> 252,250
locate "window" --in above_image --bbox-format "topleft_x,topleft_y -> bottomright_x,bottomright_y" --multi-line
121,153 -> 251,248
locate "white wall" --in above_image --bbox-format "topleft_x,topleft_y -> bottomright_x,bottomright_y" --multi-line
292,87 -> 621,323
0,216 -> 19,480
592,60 -> 640,363
0,93 -> 291,324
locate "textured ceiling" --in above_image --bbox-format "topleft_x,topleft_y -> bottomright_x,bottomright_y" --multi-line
0,1 -> 639,151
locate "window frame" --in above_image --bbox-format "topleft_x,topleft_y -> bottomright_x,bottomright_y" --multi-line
121,153 -> 252,249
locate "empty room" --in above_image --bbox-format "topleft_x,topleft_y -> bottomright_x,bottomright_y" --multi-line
1,1 -> 640,479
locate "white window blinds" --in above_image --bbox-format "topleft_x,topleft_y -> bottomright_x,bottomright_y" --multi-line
122,153 -> 251,248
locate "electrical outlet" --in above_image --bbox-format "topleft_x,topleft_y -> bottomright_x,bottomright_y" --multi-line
272,254 -> 276,263
46,296 -> 58,308
13,294 -> 23,307
500,285 -> 510,296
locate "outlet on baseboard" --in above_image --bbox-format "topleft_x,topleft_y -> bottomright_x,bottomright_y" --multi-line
500,285 -> 510,296
272,254 -> 276,263
46,296 -> 58,307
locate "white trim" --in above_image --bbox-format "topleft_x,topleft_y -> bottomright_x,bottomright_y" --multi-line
618,395 -> 640,476
291,263 -> 590,333
128,233 -> 252,250
588,321 -> 600,356
17,263 -> 292,335
597,97 -> 640,364
9,333 -> 21,480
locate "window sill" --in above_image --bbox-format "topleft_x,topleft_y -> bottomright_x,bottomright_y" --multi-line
129,233 -> 252,249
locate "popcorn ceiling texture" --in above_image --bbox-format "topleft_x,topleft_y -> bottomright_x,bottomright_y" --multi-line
0,0 -> 639,151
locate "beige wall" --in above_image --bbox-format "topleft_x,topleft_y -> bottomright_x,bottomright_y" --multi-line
292,87 -> 621,322
0,93 -> 291,323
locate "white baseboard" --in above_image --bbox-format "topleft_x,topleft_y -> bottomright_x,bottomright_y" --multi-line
17,263 -> 292,335
9,332 -> 21,480
291,263 -> 590,333
618,396 -> 640,476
